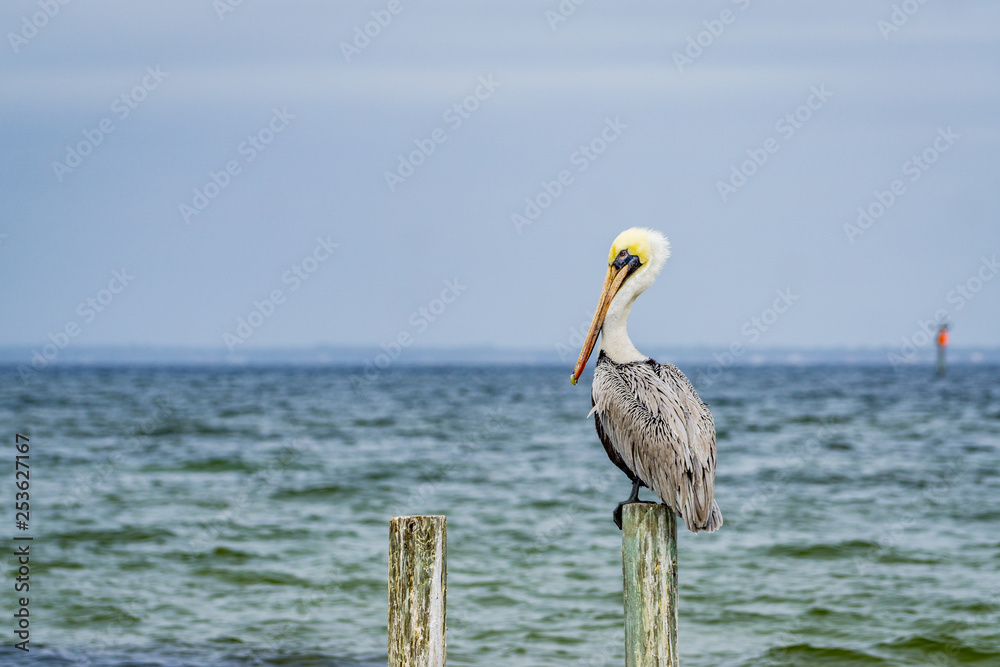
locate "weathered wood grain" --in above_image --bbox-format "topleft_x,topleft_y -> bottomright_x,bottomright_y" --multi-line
389,515 -> 447,667
622,503 -> 678,667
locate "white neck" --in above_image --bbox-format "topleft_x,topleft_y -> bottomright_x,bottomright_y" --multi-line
599,292 -> 645,363
599,268 -> 656,364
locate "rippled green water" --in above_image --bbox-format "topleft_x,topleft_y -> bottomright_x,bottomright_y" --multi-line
1,364 -> 998,666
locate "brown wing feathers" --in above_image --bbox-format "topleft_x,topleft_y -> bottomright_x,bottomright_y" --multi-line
590,352 -> 722,532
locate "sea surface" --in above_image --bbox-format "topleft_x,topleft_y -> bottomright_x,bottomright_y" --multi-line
1,364 -> 998,666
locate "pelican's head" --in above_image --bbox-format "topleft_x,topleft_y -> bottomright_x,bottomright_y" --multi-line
570,228 -> 670,385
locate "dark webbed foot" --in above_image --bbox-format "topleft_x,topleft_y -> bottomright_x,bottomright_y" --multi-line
612,479 -> 655,530
613,502 -> 626,530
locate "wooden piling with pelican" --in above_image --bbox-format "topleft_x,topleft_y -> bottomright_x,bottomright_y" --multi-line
389,515 -> 447,667
622,503 -> 679,667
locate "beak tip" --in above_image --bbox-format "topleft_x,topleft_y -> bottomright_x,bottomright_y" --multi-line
570,375 -> 578,386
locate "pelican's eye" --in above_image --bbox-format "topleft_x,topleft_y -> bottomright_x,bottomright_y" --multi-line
612,248 -> 642,272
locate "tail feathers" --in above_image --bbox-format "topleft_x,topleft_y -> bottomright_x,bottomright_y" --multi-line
682,500 -> 723,533
673,499 -> 724,533
700,500 -> 723,533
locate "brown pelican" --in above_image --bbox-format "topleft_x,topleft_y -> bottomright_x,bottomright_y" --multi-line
571,228 -> 722,533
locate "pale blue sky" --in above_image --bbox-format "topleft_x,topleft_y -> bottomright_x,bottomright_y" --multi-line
1,1 -> 998,353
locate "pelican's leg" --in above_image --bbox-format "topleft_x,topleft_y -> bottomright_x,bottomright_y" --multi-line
613,478 -> 652,530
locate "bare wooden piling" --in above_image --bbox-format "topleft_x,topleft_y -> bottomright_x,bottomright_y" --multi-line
622,503 -> 679,667
389,515 -> 447,667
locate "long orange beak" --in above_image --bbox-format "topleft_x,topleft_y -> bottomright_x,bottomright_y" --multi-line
570,263 -> 631,385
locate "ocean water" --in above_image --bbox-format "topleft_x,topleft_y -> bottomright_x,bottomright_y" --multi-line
1,364 -> 998,666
